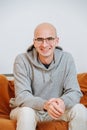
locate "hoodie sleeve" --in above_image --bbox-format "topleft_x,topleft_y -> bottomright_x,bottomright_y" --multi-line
60,54 -> 83,109
10,54 -> 46,111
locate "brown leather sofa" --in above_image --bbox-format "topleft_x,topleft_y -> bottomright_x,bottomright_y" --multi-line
0,73 -> 87,130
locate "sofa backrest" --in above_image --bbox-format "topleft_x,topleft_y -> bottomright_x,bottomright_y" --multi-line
0,73 -> 87,119
77,73 -> 87,107
0,75 -> 14,119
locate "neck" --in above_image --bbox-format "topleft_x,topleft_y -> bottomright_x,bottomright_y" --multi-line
38,54 -> 54,65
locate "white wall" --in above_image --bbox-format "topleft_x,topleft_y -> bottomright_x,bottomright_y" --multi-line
0,0 -> 87,74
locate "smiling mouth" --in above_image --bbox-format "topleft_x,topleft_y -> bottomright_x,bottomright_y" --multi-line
41,47 -> 51,51
40,49 -> 50,53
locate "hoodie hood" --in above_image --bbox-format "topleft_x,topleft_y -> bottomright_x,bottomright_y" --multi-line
26,45 -> 63,71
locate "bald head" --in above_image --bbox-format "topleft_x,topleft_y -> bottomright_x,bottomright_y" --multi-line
34,23 -> 57,38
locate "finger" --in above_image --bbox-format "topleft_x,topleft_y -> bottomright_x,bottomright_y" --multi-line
48,104 -> 62,118
51,102 -> 63,114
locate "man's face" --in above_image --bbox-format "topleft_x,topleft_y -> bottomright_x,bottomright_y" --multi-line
34,25 -> 59,58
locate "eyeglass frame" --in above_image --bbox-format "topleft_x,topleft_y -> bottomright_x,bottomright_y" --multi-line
34,37 -> 56,44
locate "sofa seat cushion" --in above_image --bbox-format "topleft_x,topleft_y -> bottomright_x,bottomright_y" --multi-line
0,118 -> 16,130
0,118 -> 68,130
37,121 -> 68,130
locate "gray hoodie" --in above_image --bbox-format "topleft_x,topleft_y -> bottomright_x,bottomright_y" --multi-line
10,45 -> 82,111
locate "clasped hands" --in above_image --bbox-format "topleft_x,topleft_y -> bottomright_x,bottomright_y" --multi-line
44,98 -> 65,119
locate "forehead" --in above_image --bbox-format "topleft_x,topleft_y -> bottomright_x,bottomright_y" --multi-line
34,24 -> 57,38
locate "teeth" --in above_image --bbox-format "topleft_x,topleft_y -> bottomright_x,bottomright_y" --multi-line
42,48 -> 50,51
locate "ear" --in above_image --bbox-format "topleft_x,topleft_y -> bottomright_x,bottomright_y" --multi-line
55,37 -> 59,46
33,39 -> 36,48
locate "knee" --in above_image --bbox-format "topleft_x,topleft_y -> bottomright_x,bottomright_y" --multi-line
72,104 -> 86,113
18,107 -> 36,118
70,104 -> 87,120
14,107 -> 38,130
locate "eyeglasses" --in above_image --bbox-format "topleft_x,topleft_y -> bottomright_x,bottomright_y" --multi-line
34,37 -> 55,44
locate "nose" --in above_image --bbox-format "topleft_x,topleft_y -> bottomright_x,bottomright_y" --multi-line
41,40 -> 48,47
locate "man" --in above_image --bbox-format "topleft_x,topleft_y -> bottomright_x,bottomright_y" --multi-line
10,22 -> 87,130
